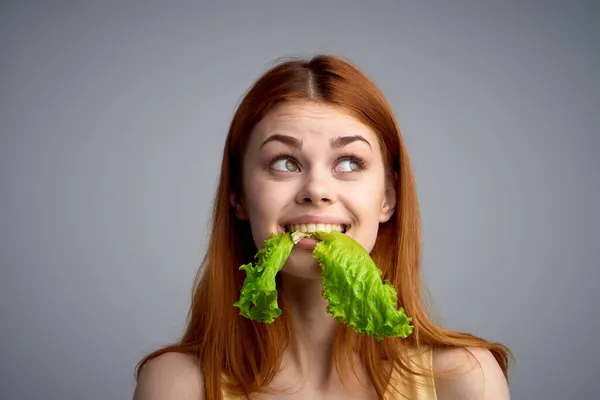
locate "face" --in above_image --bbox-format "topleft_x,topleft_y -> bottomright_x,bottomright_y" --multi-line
233,101 -> 396,279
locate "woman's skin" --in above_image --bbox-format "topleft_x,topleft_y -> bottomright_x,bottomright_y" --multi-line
230,100 -> 396,398
134,101 -> 511,399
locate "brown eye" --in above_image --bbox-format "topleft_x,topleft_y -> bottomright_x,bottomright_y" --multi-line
272,158 -> 299,172
285,160 -> 298,172
335,159 -> 363,173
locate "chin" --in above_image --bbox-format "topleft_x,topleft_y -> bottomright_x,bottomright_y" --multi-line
280,249 -> 323,280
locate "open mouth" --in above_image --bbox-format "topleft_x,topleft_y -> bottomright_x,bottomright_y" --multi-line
283,223 -> 348,234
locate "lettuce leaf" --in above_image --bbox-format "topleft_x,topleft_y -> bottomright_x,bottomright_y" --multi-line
312,230 -> 413,340
235,230 -> 413,341
233,232 -> 294,323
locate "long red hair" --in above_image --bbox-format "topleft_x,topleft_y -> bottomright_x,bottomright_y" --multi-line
135,54 -> 512,399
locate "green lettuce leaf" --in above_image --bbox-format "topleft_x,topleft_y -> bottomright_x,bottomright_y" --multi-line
312,230 -> 413,340
234,230 -> 413,341
233,232 -> 294,323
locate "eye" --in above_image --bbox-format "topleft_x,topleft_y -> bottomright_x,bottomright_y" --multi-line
335,155 -> 366,173
271,157 -> 299,172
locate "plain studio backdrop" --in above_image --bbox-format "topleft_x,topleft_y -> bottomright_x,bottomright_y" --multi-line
1,1 -> 598,399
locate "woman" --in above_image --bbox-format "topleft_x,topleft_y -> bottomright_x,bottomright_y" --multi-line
133,55 -> 512,399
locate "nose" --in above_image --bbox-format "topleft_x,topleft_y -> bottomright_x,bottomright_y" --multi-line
295,170 -> 336,205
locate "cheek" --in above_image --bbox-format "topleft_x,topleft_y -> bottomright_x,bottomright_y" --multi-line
345,178 -> 386,216
350,189 -> 382,210
343,180 -> 386,253
244,179 -> 292,244
354,221 -> 381,255
246,179 -> 287,217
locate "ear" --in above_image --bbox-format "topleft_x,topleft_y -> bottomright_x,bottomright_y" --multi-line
379,185 -> 397,223
230,193 -> 248,220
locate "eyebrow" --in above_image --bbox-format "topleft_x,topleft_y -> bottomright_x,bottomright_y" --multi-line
331,135 -> 372,150
261,134 -> 372,150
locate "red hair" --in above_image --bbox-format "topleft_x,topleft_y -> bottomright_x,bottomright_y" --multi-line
135,54 -> 512,399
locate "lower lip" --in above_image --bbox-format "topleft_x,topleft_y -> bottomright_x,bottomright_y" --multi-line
294,238 -> 320,250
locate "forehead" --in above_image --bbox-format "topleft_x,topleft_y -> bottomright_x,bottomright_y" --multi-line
250,101 -> 378,143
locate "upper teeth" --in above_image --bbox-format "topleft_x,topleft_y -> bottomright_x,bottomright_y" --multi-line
287,223 -> 345,233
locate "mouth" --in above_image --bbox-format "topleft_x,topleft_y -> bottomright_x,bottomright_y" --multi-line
283,223 -> 348,234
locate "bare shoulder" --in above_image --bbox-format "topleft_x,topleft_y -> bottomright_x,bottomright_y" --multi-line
133,352 -> 204,400
432,347 -> 510,400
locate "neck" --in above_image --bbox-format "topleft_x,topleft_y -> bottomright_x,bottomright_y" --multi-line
277,273 -> 379,397
280,273 -> 340,386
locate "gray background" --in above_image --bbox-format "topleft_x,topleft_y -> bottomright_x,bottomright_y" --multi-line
1,1 -> 598,399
